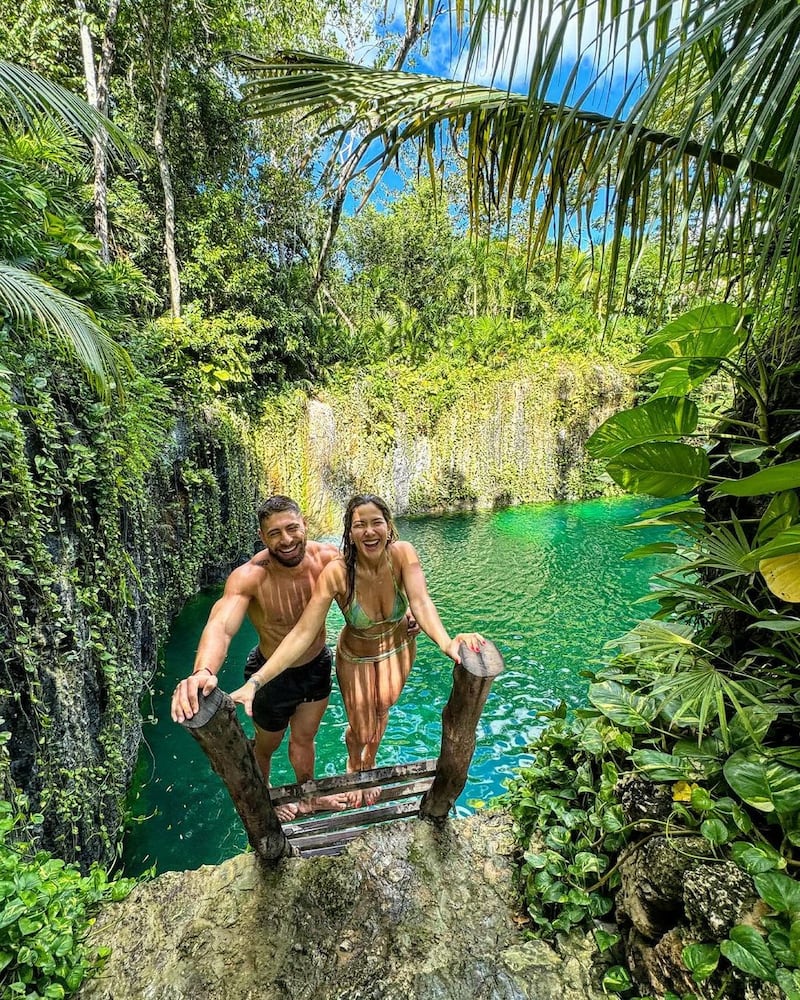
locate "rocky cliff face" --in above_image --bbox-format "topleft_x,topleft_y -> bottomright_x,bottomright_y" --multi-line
0,379 -> 260,868
77,812 -> 607,1000
253,357 -> 631,530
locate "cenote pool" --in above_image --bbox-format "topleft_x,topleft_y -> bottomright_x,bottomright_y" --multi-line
123,496 -> 675,875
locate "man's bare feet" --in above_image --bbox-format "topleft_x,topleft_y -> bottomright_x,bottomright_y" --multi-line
274,801 -> 299,822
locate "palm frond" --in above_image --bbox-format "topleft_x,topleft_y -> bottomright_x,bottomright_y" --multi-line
0,264 -> 129,399
235,47 -> 790,306
0,60 -> 147,166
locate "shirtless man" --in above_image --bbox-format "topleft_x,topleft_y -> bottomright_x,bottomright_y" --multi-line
170,495 -> 346,820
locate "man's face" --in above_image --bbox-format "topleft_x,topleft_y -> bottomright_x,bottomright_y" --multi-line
259,511 -> 308,567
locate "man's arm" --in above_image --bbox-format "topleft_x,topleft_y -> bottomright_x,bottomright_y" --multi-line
170,570 -> 252,723
229,561 -> 341,717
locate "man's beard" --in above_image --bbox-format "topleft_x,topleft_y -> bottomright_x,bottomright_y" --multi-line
270,539 -> 307,567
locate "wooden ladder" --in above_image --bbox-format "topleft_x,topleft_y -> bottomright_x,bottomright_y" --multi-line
270,759 -> 438,857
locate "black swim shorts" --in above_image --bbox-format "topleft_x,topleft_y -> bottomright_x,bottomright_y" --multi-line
243,646 -> 333,732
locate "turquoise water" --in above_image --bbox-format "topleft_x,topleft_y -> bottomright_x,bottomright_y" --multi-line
123,497 -> 672,875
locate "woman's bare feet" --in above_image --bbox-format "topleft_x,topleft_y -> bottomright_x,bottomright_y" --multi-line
299,793 -> 349,814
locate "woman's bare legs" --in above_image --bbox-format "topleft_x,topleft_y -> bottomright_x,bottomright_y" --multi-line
336,638 -> 415,804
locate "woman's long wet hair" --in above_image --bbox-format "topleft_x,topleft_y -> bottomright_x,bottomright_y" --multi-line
341,494 -> 398,610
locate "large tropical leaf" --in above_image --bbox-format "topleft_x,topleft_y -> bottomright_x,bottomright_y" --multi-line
628,328 -> 748,376
586,397 -> 699,459
606,442 -> 710,496
712,461 -> 800,498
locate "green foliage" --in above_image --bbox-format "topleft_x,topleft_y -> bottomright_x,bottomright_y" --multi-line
0,101 -> 263,866
0,794 -> 136,1000
505,300 -> 800,990
334,177 -> 647,368
504,710 -> 628,937
501,673 -> 800,995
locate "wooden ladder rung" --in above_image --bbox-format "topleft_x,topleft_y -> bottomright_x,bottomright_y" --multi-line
270,758 -> 437,806
290,800 -> 424,853
283,778 -> 433,837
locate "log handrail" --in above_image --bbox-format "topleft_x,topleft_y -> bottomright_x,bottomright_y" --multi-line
419,639 -> 505,822
177,638 -> 504,854
179,686 -> 293,863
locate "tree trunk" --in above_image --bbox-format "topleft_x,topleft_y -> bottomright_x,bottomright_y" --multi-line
74,0 -> 120,264
311,0 -> 430,298
419,640 -> 504,822
153,49 -> 180,317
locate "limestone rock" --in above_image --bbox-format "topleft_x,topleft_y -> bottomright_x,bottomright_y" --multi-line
77,813 -> 607,1000
684,862 -> 758,940
615,836 -> 713,939
615,774 -> 674,831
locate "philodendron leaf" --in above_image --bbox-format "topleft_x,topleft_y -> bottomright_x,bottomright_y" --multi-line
588,680 -> 658,730
723,748 -> 800,818
606,442 -> 709,497
629,327 -> 746,374
586,397 -> 699,459
753,871 -> 800,915
712,460 -> 800,498
720,925 -> 776,982
646,303 -> 746,345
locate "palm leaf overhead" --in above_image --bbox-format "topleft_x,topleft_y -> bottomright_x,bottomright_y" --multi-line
236,0 -> 800,311
0,61 -> 145,396
0,60 -> 145,165
0,265 -> 125,396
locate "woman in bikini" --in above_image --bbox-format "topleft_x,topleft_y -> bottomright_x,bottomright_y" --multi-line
230,494 -> 484,800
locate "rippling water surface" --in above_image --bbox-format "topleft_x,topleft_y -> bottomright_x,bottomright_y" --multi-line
123,497 -> 672,875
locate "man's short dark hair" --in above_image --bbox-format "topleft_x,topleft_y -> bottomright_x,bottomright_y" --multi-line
257,495 -> 302,527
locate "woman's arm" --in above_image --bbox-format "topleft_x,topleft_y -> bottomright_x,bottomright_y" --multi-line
396,542 -> 484,663
229,562 -> 342,716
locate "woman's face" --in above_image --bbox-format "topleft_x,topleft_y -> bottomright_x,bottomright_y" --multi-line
349,502 -> 389,557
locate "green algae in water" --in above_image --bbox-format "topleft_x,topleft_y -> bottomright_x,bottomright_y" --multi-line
123,497 -> 676,875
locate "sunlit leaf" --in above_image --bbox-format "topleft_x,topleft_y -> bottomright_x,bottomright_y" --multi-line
588,680 -> 658,729
759,553 -> 800,603
586,397 -> 699,459
712,461 -> 800,498
606,442 -> 709,497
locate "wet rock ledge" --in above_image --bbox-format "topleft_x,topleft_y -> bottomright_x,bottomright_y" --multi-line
78,812 -> 606,1000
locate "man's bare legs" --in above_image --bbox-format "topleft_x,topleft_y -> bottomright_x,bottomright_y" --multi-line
253,724 -> 299,822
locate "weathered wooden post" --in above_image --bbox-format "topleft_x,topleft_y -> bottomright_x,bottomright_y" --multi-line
179,686 -> 293,862
419,639 -> 505,822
